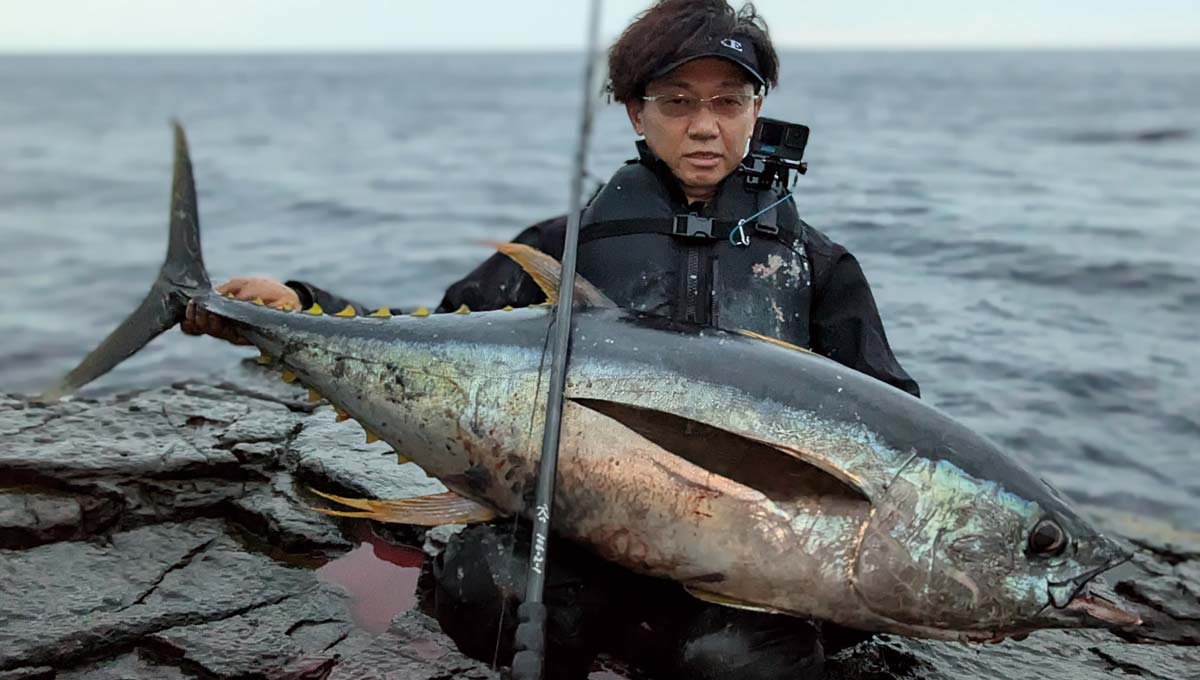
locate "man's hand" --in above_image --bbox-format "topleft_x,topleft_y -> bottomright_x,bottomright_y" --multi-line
181,277 -> 302,345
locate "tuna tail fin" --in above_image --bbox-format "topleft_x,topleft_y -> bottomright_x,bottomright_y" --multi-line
41,122 -> 210,400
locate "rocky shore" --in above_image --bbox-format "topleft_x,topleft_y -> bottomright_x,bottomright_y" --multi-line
1,362 -> 1197,679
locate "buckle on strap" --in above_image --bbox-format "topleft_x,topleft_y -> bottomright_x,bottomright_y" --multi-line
673,214 -> 716,239
754,222 -> 779,236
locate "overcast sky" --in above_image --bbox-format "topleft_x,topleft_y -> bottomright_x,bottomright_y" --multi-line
1,0 -> 1197,52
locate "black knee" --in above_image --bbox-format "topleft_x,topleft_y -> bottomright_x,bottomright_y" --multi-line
432,524 -> 520,664
677,608 -> 825,680
431,523 -> 598,679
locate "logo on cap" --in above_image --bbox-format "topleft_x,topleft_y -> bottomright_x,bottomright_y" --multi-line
721,38 -> 744,52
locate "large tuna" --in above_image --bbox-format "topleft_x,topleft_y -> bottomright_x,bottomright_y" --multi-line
45,125 -> 1138,642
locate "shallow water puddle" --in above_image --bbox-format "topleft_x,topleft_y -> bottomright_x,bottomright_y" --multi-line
316,528 -> 634,678
316,531 -> 425,633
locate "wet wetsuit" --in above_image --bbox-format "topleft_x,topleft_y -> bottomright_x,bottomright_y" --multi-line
290,210 -> 918,398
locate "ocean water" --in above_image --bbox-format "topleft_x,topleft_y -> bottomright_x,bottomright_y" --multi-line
0,51 -> 1197,534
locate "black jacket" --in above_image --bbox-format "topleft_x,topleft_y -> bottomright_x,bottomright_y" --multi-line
288,214 -> 921,398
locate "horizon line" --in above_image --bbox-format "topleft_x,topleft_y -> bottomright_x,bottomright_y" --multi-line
1,44 -> 1197,56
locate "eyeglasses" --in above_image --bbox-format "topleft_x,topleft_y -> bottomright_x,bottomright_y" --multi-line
641,93 -> 761,118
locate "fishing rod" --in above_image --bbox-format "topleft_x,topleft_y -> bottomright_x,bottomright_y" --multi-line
510,0 -> 603,678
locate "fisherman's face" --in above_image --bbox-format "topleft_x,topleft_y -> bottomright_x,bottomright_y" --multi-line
626,58 -> 762,202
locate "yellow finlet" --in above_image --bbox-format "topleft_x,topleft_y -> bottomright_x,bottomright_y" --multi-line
305,303 -> 324,316
734,329 -> 820,356
256,350 -> 272,366
252,297 -> 265,306
280,369 -> 298,384
502,305 -> 514,311
395,451 -> 411,465
365,430 -> 381,444
225,291 -> 237,298
307,388 -> 322,403
308,488 -> 498,526
454,304 -> 470,314
334,407 -> 350,422
410,306 -> 430,317
369,307 -> 392,318
334,305 -> 356,318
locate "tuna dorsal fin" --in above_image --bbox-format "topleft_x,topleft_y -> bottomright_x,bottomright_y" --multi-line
683,586 -> 791,615
308,488 -> 497,526
493,242 -> 616,308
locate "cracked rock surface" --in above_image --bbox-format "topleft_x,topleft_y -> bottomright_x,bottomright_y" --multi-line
1,363 -> 1197,679
0,363 -> 495,679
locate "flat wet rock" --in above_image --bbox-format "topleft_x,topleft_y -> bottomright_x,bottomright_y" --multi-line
0,363 -> 1196,679
0,364 -> 491,679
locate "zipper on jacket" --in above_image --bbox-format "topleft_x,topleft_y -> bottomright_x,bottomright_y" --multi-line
686,247 -> 700,322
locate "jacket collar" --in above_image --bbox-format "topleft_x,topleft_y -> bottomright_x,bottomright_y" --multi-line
633,139 -> 751,213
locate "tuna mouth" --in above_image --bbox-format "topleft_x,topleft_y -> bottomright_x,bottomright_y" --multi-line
1043,554 -> 1141,629
1061,585 -> 1141,628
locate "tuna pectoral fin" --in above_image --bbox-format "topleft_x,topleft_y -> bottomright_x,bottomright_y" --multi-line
684,586 -> 791,615
42,122 -> 210,400
572,398 -> 870,504
308,488 -> 497,526
492,242 -> 616,308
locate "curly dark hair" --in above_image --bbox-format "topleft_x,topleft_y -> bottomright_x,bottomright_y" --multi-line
607,0 -> 779,103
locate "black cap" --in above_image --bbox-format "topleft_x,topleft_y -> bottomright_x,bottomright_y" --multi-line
650,32 -> 766,88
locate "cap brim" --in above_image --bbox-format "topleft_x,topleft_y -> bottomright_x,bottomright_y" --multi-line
651,53 -> 766,87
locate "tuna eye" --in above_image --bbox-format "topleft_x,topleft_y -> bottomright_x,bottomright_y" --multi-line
1028,519 -> 1067,556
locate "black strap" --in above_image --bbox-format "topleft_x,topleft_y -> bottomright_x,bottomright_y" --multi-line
579,217 -> 798,248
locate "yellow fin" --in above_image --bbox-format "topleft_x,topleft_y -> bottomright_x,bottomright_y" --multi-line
308,488 -> 497,526
252,297 -> 265,306
684,586 -> 789,615
734,329 -> 819,356
256,350 -> 272,366
492,242 -> 616,308
365,430 -> 380,444
454,304 -> 470,314
410,306 -> 430,317
307,388 -> 322,403
369,307 -> 392,318
502,305 -> 514,311
334,407 -> 350,422
395,451 -> 411,465
334,305 -> 356,317
280,369 -> 298,384
305,303 -> 324,316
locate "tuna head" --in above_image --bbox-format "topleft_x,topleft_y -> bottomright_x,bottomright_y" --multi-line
851,455 -> 1136,640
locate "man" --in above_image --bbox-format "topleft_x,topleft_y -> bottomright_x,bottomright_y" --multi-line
185,1 -> 917,676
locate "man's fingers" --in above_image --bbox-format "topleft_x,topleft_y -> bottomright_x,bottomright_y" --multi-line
213,278 -> 299,311
180,299 -> 249,345
193,305 -> 210,333
217,277 -> 254,296
181,302 -> 200,335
